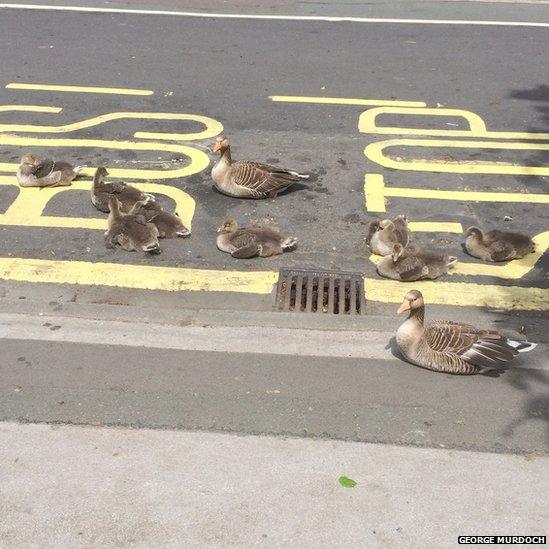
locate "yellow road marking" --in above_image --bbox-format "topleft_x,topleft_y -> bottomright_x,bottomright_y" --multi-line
369,230 -> 548,280
364,279 -> 548,311
269,95 -> 427,107
408,222 -> 463,233
0,258 -> 279,294
365,138 -> 549,176
0,105 -> 62,113
6,83 -> 154,96
0,135 -> 209,180
0,257 -> 546,310
359,106 -> 549,140
0,176 -> 196,229
364,174 -> 549,213
0,111 -> 223,141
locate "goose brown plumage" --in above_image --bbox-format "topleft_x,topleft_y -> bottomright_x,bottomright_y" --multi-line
104,196 -> 161,253
91,167 -> 155,213
377,243 -> 457,281
395,290 -> 536,375
130,200 -> 191,238
464,226 -> 534,262
217,219 -> 297,258
368,215 -> 410,256
211,136 -> 309,199
17,153 -> 83,187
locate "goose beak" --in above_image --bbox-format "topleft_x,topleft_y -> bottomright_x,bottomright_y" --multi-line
397,300 -> 411,315
212,142 -> 221,153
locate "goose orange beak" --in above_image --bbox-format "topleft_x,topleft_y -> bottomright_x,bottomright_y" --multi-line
212,142 -> 222,153
397,300 -> 411,315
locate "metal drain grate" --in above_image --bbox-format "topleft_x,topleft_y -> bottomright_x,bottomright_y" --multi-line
275,269 -> 366,314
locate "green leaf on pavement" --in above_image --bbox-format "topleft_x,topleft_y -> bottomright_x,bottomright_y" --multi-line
338,476 -> 357,488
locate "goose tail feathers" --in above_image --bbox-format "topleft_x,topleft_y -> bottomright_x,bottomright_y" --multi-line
289,171 -> 309,179
282,236 -> 298,251
507,340 -> 537,353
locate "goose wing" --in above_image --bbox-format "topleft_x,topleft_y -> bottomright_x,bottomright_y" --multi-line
425,320 -> 517,368
395,256 -> 426,281
488,240 -> 514,261
32,158 -> 55,178
101,180 -> 127,194
230,161 -> 302,195
226,229 -> 261,258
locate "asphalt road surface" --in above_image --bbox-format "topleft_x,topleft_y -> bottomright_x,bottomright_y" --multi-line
0,1 -> 547,455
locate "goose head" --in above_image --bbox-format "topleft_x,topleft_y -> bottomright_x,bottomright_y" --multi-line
218,218 -> 238,234
465,226 -> 483,240
397,289 -> 424,315
379,219 -> 394,231
391,243 -> 405,262
95,166 -> 109,178
108,195 -> 122,214
212,136 -> 230,154
20,153 -> 38,167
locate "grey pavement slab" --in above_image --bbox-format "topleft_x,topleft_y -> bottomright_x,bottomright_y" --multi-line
1,421 -> 547,549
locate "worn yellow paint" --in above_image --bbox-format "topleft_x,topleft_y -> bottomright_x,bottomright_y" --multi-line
0,111 -> 223,141
0,105 -> 62,114
359,106 -> 549,140
408,222 -> 463,233
365,138 -> 549,176
0,135 -> 209,180
269,95 -> 427,107
6,83 -> 154,96
0,176 -> 196,229
364,279 -> 548,311
0,258 -> 279,294
0,256 -> 546,309
364,174 -> 549,213
369,230 -> 548,280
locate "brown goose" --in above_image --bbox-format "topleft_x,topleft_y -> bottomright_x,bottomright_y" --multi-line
17,153 -> 83,187
211,136 -> 309,198
130,200 -> 190,238
368,215 -> 410,256
465,226 -> 534,262
91,167 -> 155,213
104,196 -> 160,254
396,290 -> 536,375
377,244 -> 456,281
217,219 -> 297,258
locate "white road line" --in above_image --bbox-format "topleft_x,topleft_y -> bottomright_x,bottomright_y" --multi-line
0,3 -> 548,27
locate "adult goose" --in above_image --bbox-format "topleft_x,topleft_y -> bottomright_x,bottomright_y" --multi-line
217,218 -> 297,258
464,226 -> 534,262
17,154 -> 83,187
368,215 -> 410,256
211,136 -> 309,198
396,290 -> 536,375
91,167 -> 155,213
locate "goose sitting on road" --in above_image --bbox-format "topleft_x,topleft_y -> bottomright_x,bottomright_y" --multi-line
91,167 -> 155,213
17,154 -> 83,187
217,218 -> 297,258
396,290 -> 536,375
211,136 -> 309,198
104,196 -> 160,254
130,200 -> 190,238
464,226 -> 534,262
377,243 -> 457,281
368,215 -> 410,256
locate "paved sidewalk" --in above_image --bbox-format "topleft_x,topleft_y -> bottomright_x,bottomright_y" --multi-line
1,422 -> 547,548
